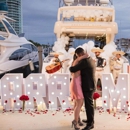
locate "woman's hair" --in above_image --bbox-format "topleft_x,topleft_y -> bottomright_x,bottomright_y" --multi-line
73,53 -> 77,61
71,54 -> 77,66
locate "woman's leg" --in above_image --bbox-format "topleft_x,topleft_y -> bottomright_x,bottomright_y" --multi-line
73,100 -> 76,110
74,99 -> 84,123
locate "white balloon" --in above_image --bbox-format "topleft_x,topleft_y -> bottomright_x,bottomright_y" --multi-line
61,34 -> 65,38
64,41 -> 69,45
86,41 -> 95,57
76,45 -> 83,49
57,49 -> 66,54
65,36 -> 69,41
57,38 -> 61,41
82,43 -> 88,52
68,47 -> 75,55
87,41 -> 95,47
103,42 -> 117,57
52,46 -> 56,52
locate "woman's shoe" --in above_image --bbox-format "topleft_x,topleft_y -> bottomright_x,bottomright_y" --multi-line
78,118 -> 84,126
72,120 -> 80,130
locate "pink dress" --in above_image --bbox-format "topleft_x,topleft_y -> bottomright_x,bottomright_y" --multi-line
70,74 -> 84,99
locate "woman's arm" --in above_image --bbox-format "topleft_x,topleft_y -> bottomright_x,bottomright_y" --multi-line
72,54 -> 89,66
78,54 -> 89,61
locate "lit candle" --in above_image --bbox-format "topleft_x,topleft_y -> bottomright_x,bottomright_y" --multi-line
113,107 -> 116,113
37,104 -> 42,111
43,103 -> 46,111
128,107 -> 130,114
37,103 -> 47,111
109,107 -> 112,113
0,106 -> 3,112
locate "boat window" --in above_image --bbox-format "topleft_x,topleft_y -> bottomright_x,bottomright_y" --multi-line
31,44 -> 38,51
21,44 -> 38,52
2,20 -> 16,35
0,35 -> 5,40
9,49 -> 31,61
21,44 -> 32,51
0,21 -> 6,32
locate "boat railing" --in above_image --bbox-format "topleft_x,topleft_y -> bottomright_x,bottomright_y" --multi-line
57,6 -> 115,22
59,0 -> 113,7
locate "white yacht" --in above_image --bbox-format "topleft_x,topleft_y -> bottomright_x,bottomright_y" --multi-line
54,0 -> 118,44
0,11 -> 39,78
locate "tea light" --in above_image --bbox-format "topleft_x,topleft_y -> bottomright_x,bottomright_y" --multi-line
37,103 -> 46,111
0,106 -> 3,111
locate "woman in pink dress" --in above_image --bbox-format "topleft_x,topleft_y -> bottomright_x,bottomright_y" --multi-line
70,53 -> 88,130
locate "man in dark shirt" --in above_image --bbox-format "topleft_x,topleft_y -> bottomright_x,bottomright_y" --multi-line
69,47 -> 96,130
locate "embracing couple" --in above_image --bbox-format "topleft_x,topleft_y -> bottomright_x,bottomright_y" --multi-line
69,47 -> 96,130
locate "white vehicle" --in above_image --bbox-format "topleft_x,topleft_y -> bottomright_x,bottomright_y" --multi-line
0,11 -> 39,78
54,0 -> 118,44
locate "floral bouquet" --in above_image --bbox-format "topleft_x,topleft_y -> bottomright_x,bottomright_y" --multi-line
93,92 -> 100,109
19,95 -> 29,111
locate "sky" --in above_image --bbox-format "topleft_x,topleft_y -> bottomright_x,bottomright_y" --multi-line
22,0 -> 130,44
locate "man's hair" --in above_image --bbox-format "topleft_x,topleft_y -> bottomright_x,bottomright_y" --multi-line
75,47 -> 84,55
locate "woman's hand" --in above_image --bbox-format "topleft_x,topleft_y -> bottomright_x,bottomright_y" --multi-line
72,54 -> 89,66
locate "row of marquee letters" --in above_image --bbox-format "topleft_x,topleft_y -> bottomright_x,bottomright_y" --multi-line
0,73 -> 129,111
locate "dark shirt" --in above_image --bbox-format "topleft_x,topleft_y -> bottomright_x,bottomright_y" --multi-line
69,57 -> 96,92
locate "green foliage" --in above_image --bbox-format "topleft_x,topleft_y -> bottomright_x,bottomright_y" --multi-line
28,40 -> 52,48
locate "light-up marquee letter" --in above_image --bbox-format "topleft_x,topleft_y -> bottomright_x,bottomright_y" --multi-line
1,74 -> 23,110
48,74 -> 70,109
102,73 -> 129,111
25,74 -> 46,109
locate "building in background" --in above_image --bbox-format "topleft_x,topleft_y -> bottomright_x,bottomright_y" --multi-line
0,0 -> 22,34
115,38 -> 130,62
115,38 -> 130,52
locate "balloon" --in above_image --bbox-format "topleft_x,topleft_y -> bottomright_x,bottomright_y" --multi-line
57,49 -> 66,54
52,46 -> 56,52
86,41 -> 95,57
103,42 -> 117,58
76,45 -> 83,49
68,47 -> 75,54
57,38 -> 61,41
61,34 -> 65,38
87,40 -> 95,47
82,43 -> 88,53
64,41 -> 68,45
65,36 -> 69,41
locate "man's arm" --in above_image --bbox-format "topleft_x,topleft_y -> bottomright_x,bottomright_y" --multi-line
116,58 -> 124,65
69,59 -> 87,73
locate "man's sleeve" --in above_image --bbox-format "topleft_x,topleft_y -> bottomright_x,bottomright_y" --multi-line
69,59 -> 87,73
116,58 -> 124,65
